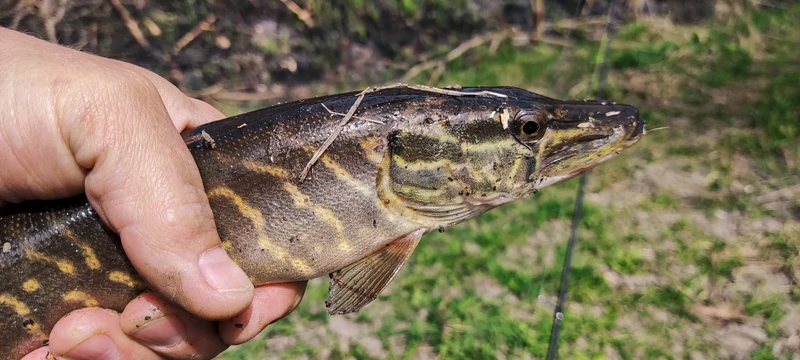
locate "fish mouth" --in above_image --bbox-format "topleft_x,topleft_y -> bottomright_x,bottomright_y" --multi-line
541,129 -> 620,169
625,115 -> 646,142
536,107 -> 645,181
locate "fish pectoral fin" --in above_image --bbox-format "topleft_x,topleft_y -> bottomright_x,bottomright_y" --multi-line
326,229 -> 426,315
405,201 -> 489,224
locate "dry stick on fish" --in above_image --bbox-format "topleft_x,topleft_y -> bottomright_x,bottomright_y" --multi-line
298,83 -> 508,182
320,104 -> 385,124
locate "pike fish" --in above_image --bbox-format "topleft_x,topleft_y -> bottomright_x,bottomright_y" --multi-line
0,85 -> 644,358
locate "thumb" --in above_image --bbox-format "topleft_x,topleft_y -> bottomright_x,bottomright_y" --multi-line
61,68 -> 254,320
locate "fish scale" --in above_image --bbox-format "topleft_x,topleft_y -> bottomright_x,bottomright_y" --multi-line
0,85 -> 644,359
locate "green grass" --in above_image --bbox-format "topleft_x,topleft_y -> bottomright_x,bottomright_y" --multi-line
221,4 -> 800,359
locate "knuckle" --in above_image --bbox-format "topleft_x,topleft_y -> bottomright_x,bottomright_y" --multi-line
52,63 -> 167,168
56,65 -> 159,132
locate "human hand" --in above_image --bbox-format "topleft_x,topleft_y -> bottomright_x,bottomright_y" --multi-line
0,28 -> 306,359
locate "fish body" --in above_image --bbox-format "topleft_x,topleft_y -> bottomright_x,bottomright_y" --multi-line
0,85 -> 644,358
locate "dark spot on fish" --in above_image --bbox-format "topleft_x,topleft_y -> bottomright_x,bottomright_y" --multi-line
373,219 -> 377,228
23,319 -> 35,327
288,236 -> 297,243
492,186 -> 497,191
235,323 -> 244,329
145,316 -> 152,321
448,177 -> 454,182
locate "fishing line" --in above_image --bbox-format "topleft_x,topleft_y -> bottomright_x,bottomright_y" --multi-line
545,0 -> 617,359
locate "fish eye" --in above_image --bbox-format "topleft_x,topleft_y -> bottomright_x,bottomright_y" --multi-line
522,120 -> 540,135
514,112 -> 546,141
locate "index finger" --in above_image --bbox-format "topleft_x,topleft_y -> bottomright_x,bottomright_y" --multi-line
118,61 -> 225,130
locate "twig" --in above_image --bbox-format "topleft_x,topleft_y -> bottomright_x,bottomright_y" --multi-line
173,13 -> 216,54
280,0 -> 314,28
108,0 -> 151,50
427,63 -> 446,85
320,104 -> 384,124
488,33 -> 504,53
299,89 -> 369,182
187,82 -> 226,98
401,30 -> 510,83
40,0 -> 69,42
400,28 -> 573,83
10,0 -> 37,29
391,83 -> 508,98
530,0 -> 545,40
644,126 -> 669,134
87,22 -> 98,52
549,17 -> 610,29
402,60 -> 441,84
298,83 -> 508,182
447,32 -> 501,62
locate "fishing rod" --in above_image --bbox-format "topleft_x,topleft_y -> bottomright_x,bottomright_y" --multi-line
545,0 -> 618,358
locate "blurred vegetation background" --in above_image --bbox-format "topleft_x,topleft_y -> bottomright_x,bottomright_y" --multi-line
3,0 -> 799,359
1,0 -> 754,102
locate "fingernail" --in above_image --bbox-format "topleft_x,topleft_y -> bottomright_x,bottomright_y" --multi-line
130,314 -> 185,348
62,334 -> 119,360
199,246 -> 253,293
293,292 -> 303,309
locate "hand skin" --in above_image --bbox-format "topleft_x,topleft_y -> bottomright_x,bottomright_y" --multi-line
1,28 -> 306,359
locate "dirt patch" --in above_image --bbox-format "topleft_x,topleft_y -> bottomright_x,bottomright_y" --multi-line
717,322 -> 768,360
328,316 -> 391,357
